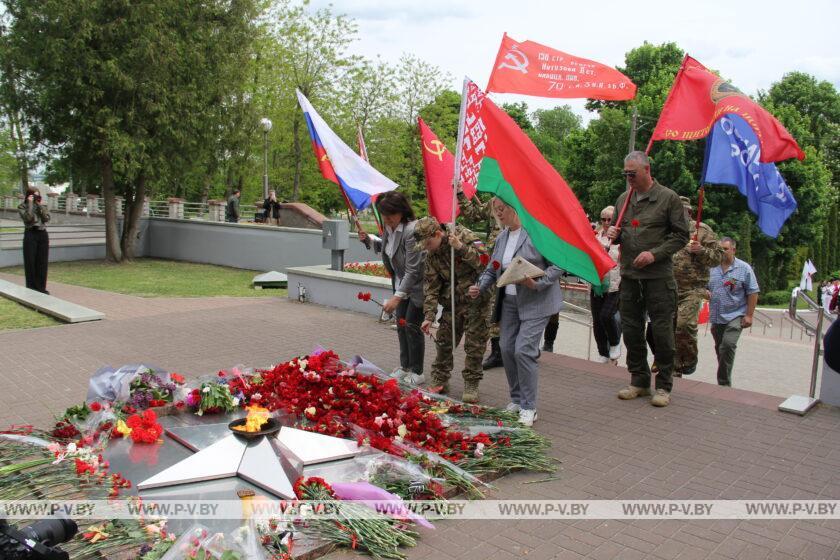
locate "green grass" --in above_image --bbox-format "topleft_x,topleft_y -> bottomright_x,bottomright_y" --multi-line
0,258 -> 286,298
0,298 -> 60,331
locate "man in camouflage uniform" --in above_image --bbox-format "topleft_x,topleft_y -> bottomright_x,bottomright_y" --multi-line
415,215 -> 492,403
457,187 -> 503,368
673,196 -> 723,377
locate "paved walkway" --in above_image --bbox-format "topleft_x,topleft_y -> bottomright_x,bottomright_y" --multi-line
0,280 -> 839,560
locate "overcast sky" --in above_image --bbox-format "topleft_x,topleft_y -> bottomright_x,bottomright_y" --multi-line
310,0 -> 840,120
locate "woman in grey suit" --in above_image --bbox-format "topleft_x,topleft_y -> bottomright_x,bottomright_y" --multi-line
469,198 -> 563,426
359,192 -> 426,384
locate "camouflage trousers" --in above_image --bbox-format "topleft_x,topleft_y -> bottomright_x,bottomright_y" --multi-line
431,296 -> 491,384
674,289 -> 704,373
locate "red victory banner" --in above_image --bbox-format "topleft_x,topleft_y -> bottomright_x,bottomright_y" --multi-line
486,33 -> 636,101
648,55 -> 804,162
418,117 -> 459,222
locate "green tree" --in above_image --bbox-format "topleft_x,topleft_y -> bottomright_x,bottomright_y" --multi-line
6,0 -> 262,261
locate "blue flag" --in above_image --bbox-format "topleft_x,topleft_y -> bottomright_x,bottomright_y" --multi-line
701,114 -> 797,238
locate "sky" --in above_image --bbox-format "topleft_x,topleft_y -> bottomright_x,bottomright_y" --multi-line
310,0 -> 840,121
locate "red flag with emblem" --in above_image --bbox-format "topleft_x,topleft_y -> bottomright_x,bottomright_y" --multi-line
648,55 -> 804,162
698,301 -> 710,325
487,33 -> 636,100
419,117 -> 460,222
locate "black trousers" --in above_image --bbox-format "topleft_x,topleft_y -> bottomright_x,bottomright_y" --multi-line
591,290 -> 621,357
619,277 -> 677,392
396,298 -> 425,375
23,229 -> 49,293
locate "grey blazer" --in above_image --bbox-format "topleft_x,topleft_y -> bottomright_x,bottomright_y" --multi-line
372,220 -> 425,308
478,227 -> 564,321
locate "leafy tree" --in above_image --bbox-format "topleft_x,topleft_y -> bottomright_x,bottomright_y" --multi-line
6,0 -> 262,261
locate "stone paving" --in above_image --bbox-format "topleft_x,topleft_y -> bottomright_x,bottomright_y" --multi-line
1,278 -> 839,560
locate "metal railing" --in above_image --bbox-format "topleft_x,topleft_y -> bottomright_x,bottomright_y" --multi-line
557,301 -> 594,361
778,288 -> 824,414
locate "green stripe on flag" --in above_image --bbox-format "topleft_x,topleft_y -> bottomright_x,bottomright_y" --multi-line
478,157 -> 605,288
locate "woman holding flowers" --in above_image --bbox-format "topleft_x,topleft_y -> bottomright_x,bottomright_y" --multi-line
468,198 -> 563,426
358,191 -> 426,384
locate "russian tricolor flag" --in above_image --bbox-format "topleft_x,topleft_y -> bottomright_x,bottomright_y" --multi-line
297,90 -> 398,210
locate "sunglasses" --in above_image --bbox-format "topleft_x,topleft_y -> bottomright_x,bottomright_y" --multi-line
622,170 -> 637,178
600,218 -> 611,222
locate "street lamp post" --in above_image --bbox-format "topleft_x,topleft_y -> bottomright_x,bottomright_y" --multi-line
260,118 -> 273,200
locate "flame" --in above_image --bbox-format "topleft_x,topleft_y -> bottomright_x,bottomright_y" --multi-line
233,405 -> 271,433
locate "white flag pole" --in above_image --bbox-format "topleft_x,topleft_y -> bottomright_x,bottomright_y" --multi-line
448,77 -> 471,357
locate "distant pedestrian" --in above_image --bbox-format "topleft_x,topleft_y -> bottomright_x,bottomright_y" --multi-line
590,205 -> 622,363
263,189 -> 281,226
226,189 -> 241,223
708,237 -> 760,387
18,187 -> 51,294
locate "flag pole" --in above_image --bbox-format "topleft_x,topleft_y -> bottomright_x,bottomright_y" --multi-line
448,77 -> 471,355
693,185 -> 705,241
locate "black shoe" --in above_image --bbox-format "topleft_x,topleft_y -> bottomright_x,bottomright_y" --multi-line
482,337 -> 503,369
681,365 -> 696,376
541,342 -> 554,352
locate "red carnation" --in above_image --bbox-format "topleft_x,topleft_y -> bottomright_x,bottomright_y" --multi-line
492,260 -> 501,270
398,318 -> 407,327
89,402 -> 102,412
631,219 -> 640,228
479,254 -> 490,266
170,373 -> 185,384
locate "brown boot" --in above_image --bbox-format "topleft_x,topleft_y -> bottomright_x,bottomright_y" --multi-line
617,385 -> 651,400
650,389 -> 671,407
430,376 -> 449,395
462,380 -> 480,403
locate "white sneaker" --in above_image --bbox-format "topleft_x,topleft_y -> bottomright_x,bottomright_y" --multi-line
389,368 -> 406,379
519,409 -> 538,427
504,402 -> 521,413
403,372 -> 426,386
595,355 -> 610,364
609,344 -> 622,360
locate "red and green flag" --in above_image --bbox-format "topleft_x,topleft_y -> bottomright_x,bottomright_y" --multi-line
476,97 -> 616,286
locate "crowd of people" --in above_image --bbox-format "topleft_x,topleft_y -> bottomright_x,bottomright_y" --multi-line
359,151 -> 764,424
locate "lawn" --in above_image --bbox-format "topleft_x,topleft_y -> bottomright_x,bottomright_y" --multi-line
0,298 -> 60,331
0,258 -> 286,298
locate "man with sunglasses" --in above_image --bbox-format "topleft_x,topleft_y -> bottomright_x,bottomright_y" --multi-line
607,151 -> 689,407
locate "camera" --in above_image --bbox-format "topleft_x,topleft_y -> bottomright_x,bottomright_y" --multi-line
33,195 -> 42,204
0,518 -> 78,560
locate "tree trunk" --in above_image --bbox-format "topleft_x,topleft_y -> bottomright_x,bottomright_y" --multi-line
292,111 -> 302,201
101,155 -> 123,262
121,173 -> 146,261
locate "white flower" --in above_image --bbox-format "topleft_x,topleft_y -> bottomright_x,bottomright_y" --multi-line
66,443 -> 77,454
474,443 -> 485,458
232,398 -> 240,406
397,424 -> 408,438
202,386 -> 211,393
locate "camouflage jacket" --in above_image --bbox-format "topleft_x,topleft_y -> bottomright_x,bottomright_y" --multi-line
18,201 -> 50,230
673,221 -> 723,291
457,191 -> 501,247
423,225 -> 490,322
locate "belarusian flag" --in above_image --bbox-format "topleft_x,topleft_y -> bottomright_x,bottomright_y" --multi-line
476,98 -> 615,286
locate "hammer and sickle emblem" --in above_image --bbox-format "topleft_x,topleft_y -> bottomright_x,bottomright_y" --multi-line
497,46 -> 529,74
320,153 -> 330,162
424,139 -> 446,162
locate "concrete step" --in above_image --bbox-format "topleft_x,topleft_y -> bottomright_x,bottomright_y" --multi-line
0,279 -> 104,323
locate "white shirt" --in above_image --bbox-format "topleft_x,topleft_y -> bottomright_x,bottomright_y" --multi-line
385,223 -> 404,292
502,228 -> 522,296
